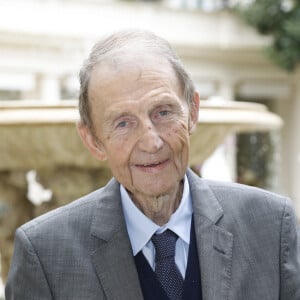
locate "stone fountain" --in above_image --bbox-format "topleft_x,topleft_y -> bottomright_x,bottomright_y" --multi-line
0,100 -> 282,281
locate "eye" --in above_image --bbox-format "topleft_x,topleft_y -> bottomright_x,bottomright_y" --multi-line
151,104 -> 176,124
116,120 -> 128,128
159,110 -> 170,117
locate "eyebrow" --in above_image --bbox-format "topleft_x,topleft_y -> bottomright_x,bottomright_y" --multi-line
103,110 -> 134,126
103,94 -> 181,122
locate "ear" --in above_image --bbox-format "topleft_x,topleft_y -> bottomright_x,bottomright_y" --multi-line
76,121 -> 107,161
188,91 -> 200,134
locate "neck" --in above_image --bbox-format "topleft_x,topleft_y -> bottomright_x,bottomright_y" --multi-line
129,181 -> 184,226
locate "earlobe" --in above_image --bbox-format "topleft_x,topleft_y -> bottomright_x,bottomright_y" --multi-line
189,91 -> 200,134
76,122 -> 107,161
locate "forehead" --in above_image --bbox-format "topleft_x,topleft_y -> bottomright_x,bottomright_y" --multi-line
88,53 -> 182,101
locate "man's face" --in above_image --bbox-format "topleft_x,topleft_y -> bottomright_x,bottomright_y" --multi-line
80,57 -> 199,199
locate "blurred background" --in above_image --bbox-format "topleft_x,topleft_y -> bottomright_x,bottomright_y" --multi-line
0,0 -> 299,297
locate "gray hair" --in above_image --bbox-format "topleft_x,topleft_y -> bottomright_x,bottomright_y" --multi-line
78,30 -> 195,130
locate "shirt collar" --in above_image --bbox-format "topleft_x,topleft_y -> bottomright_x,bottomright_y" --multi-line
121,175 -> 193,256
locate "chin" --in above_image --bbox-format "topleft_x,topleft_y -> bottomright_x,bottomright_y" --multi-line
129,172 -> 183,195
139,183 -> 176,197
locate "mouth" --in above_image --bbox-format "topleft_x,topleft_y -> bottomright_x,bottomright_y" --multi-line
134,159 -> 169,172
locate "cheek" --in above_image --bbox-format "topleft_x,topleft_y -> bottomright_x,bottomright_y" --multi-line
106,137 -> 132,166
171,121 -> 190,143
164,121 -> 190,158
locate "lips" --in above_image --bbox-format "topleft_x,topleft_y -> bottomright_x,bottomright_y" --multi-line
136,159 -> 166,167
140,162 -> 162,167
134,159 -> 169,172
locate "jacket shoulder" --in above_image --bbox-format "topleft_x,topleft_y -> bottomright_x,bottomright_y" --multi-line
205,179 -> 290,208
20,185 -> 107,237
199,179 -> 294,231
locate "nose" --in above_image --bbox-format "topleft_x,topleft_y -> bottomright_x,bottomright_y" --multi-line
138,121 -> 163,153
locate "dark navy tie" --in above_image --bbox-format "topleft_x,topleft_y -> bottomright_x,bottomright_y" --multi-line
151,230 -> 184,300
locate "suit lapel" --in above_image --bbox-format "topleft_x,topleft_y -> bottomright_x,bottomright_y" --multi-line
187,170 -> 233,300
90,179 -> 144,300
89,171 -> 233,300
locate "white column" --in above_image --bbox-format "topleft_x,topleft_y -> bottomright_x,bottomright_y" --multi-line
289,72 -> 300,218
220,79 -> 237,181
217,78 -> 235,101
203,79 -> 237,182
36,73 -> 61,102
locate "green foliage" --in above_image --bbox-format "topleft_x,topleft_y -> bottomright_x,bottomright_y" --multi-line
235,0 -> 300,71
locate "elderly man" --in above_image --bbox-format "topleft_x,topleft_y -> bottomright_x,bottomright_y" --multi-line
6,30 -> 300,299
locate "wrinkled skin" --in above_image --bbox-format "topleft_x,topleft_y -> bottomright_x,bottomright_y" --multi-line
78,55 -> 199,224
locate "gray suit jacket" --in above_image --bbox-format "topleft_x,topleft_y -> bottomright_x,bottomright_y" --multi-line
5,170 -> 300,299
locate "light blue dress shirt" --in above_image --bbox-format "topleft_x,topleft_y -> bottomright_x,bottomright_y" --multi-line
120,175 -> 193,278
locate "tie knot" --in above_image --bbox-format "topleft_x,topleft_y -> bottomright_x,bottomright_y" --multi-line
151,229 -> 178,261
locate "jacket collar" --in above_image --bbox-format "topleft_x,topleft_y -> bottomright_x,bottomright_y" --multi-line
187,169 -> 233,300
187,169 -> 224,224
90,178 -> 144,300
